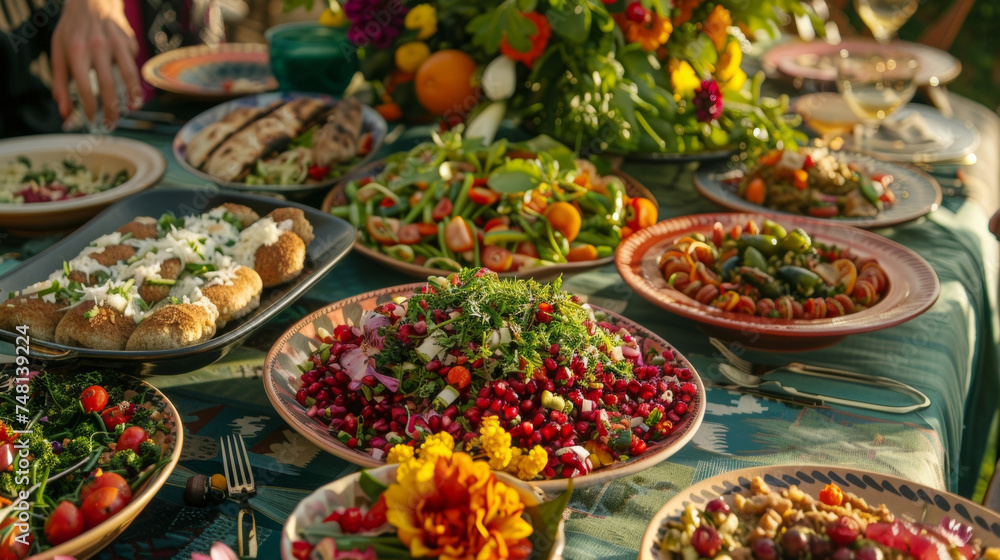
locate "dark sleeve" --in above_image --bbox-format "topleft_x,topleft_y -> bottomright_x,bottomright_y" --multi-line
0,6 -> 62,137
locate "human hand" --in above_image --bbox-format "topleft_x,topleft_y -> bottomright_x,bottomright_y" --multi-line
50,0 -> 142,128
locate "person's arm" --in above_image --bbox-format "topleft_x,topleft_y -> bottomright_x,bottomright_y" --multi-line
50,0 -> 142,129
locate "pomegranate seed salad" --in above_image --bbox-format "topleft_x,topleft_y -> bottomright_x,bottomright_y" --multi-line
660,477 -> 1000,560
293,268 -> 700,481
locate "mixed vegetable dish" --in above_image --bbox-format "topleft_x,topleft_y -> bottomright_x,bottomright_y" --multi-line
0,157 -> 129,204
659,218 -> 889,319
660,476 -> 1000,560
734,147 -> 896,219
0,369 -> 176,557
293,268 -> 699,482
329,130 -> 658,273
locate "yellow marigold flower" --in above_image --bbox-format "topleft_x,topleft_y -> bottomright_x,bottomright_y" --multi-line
385,452 -> 533,559
715,40 -> 747,92
624,13 -> 673,52
395,41 -> 431,73
417,431 -> 455,463
479,416 -> 513,470
509,445 -> 547,480
669,59 -> 700,101
404,4 -> 437,40
703,5 -> 732,52
386,444 -> 415,464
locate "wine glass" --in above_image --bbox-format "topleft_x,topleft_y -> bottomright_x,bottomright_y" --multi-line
836,51 -> 918,150
854,0 -> 918,44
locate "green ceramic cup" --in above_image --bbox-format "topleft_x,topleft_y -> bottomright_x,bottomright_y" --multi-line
266,22 -> 359,95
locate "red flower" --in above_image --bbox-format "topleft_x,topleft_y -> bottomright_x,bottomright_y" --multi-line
693,79 -> 723,123
499,12 -> 552,68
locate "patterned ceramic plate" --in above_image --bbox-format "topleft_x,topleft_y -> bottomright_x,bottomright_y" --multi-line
263,283 -> 707,493
615,213 -> 940,351
280,464 -> 566,559
693,152 -> 942,229
142,43 -> 277,99
639,465 -> 1000,560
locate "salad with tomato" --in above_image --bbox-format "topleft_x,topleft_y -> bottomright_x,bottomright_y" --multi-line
734,147 -> 896,219
0,369 -> 177,558
329,129 -> 658,273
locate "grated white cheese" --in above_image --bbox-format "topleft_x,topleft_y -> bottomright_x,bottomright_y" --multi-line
231,218 -> 291,268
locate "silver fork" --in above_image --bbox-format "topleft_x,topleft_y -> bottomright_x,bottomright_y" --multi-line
709,338 -> 931,413
221,434 -> 258,558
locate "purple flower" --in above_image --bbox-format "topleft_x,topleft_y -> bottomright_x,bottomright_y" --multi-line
342,0 -> 408,48
693,79 -> 724,123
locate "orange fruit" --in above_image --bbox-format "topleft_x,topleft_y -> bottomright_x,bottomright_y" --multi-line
415,49 -> 479,116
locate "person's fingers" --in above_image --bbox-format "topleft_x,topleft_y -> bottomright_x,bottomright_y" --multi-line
50,35 -> 71,118
68,38 -> 97,121
91,46 -> 119,129
110,25 -> 142,110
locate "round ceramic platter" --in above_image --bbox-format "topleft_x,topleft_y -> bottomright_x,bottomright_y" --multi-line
793,95 -> 980,164
280,464 -> 566,559
693,152 -> 942,229
173,92 -> 387,193
322,163 -> 658,281
37,379 -> 183,560
0,134 -> 165,235
263,283 -> 707,493
142,43 -> 277,99
761,38 -> 960,86
638,465 -> 1000,560
615,213 -> 940,351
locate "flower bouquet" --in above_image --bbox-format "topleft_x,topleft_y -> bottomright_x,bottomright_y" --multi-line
287,0 -> 820,158
283,436 -> 569,559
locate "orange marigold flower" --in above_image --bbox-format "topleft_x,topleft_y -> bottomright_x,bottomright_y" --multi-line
673,0 -> 702,26
499,11 -> 552,69
385,452 -> 534,560
703,4 -> 732,52
623,12 -> 673,52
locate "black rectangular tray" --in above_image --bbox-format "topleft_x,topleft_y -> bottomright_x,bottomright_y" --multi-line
0,188 -> 355,375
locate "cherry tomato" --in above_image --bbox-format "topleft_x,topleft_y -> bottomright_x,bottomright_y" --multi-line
431,197 -> 453,221
80,385 -> 109,413
483,216 -> 510,232
515,241 -> 539,258
357,132 -> 374,156
757,149 -> 783,166
307,165 -> 331,182
743,178 -> 766,205
468,186 -> 501,206
81,487 -> 129,530
116,426 -> 149,455
0,443 -> 13,472
81,472 -> 133,503
625,197 -> 658,230
0,517 -> 31,560
101,406 -> 133,431
509,253 -> 537,271
396,224 -> 433,245
481,245 -> 513,272
44,501 -> 84,546
444,216 -> 475,253
807,204 -> 839,218
365,216 -> 400,245
544,201 -> 582,242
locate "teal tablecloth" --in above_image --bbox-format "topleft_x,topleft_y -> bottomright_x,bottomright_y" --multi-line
0,96 -> 997,559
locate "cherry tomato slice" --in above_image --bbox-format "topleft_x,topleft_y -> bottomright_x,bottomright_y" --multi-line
468,186 -> 501,206
481,245 -> 513,272
544,201 -> 582,242
431,197 -> 453,221
116,426 -> 149,454
807,204 -> 839,218
365,216 -> 400,245
397,224 -> 429,245
625,198 -> 658,230
483,217 -> 510,232
101,406 -> 133,431
0,517 -> 31,560
515,241 -> 539,258
80,385 -> 109,413
444,216 -> 475,253
44,501 -> 84,546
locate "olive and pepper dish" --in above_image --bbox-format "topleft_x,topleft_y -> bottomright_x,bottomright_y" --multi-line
659,218 -> 889,319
